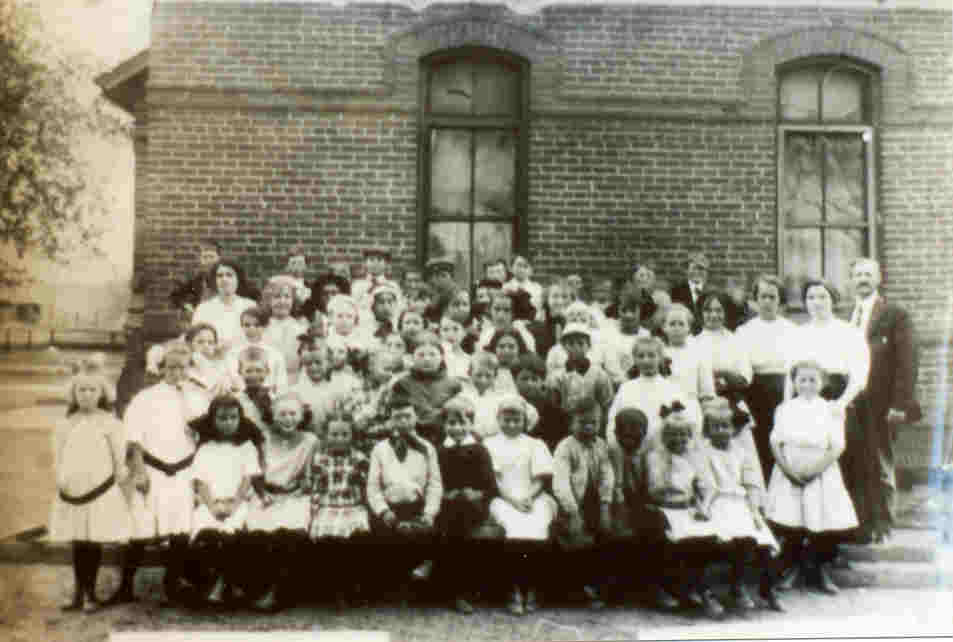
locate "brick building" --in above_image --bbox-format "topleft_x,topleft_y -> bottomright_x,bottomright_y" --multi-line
97,0 -> 953,471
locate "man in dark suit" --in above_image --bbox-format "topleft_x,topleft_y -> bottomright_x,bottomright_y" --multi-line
843,258 -> 920,544
669,253 -> 711,334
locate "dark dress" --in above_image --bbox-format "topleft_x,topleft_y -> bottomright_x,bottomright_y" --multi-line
436,441 -> 498,536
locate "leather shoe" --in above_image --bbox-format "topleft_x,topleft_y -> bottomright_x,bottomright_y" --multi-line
818,564 -> 840,595
776,565 -> 799,591
654,585 -> 680,609
733,585 -> 755,610
700,590 -> 725,619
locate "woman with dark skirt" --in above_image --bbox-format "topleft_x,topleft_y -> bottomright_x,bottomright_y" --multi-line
735,275 -> 799,480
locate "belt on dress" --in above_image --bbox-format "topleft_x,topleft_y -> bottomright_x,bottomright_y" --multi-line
59,475 -> 115,505
142,451 -> 194,476
263,481 -> 297,495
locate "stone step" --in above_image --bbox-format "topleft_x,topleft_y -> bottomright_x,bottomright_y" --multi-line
840,529 -> 941,564
4,527 -> 951,591
833,560 -> 953,590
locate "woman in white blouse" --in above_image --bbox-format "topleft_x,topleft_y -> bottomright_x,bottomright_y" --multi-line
734,275 -> 798,478
695,292 -> 753,405
785,279 -> 869,411
192,260 -> 257,353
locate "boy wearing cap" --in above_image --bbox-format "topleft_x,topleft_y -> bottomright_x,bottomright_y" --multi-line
426,257 -> 457,321
364,284 -> 402,343
551,323 -> 614,429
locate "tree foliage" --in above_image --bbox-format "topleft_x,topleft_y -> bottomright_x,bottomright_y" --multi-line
0,0 -> 127,287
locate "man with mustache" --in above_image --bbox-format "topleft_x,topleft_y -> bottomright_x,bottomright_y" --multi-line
842,258 -> 920,545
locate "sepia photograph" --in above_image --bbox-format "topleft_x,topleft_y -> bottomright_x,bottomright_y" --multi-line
0,0 -> 951,640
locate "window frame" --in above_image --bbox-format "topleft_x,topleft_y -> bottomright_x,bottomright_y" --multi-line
775,57 -> 879,310
417,47 -> 530,284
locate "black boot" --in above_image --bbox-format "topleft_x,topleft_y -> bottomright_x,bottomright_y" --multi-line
105,541 -> 144,605
161,535 -> 190,606
63,543 -> 85,611
817,562 -> 840,595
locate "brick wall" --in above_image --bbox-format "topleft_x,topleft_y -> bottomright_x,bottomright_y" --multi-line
141,1 -> 953,458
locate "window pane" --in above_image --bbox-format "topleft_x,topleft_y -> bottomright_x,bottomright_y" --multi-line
474,222 -> 513,284
780,69 -> 819,121
429,61 -> 519,116
822,69 -> 865,122
781,133 -> 822,224
783,228 -> 821,305
473,62 -> 519,116
474,131 -> 516,218
428,222 -> 472,288
824,228 -> 866,299
430,129 -> 471,218
823,134 -> 866,223
429,62 -> 473,115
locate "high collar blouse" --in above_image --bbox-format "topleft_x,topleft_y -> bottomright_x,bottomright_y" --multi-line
695,327 -> 753,383
734,315 -> 798,375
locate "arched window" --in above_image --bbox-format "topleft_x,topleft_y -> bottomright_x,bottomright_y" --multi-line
419,48 -> 528,287
777,58 -> 878,307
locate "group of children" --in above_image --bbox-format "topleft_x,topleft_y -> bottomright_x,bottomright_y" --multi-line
50,243 -> 860,619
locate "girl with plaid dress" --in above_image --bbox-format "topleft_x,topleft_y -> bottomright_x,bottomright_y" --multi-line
309,410 -> 373,607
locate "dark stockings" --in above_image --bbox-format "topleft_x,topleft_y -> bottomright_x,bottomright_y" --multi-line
67,541 -> 103,607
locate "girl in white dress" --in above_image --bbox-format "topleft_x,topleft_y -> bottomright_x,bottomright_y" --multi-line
642,402 -> 725,618
245,392 -> 318,611
606,336 -> 691,454
262,275 -> 310,385
698,398 -> 783,612
187,394 -> 263,604
49,356 -> 132,612
767,360 -> 859,595
484,395 -> 557,615
660,304 -> 714,432
121,341 -> 203,605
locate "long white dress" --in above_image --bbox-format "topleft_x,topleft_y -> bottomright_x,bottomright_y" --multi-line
246,432 -> 318,532
190,440 -> 260,538
48,411 -> 132,543
124,381 -> 199,539
484,433 -> 557,540
766,396 -> 859,532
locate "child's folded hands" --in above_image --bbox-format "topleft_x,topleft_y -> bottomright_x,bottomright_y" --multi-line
462,488 -> 484,502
